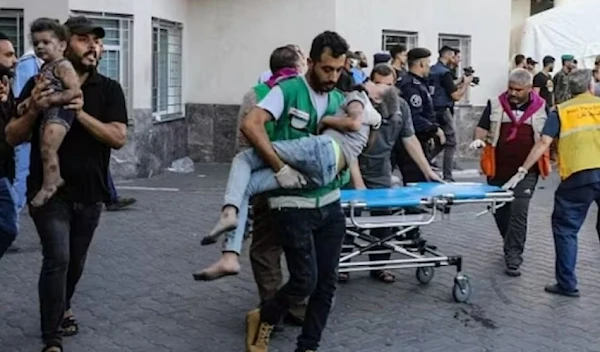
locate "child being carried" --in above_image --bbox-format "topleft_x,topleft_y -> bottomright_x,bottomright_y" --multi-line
194,81 -> 395,281
19,18 -> 81,207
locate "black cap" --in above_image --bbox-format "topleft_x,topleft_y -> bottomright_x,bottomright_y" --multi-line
64,16 -> 105,39
526,57 -> 538,65
373,52 -> 392,65
407,48 -> 431,61
542,55 -> 555,66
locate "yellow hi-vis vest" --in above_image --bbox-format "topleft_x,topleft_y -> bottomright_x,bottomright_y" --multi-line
557,92 -> 600,180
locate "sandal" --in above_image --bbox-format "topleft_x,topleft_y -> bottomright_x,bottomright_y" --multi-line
337,272 -> 350,283
61,316 -> 79,337
370,270 -> 396,283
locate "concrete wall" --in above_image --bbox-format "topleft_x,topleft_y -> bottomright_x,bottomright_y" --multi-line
184,0 -> 336,105
510,0 -> 531,60
335,0 -> 512,107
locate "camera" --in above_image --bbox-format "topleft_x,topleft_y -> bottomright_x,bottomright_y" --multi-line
463,66 -> 480,85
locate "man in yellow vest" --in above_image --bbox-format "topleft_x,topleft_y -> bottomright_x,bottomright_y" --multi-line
470,69 -> 550,277
504,69 -> 600,297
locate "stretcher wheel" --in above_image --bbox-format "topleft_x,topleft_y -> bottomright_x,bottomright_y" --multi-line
416,267 -> 435,284
452,276 -> 472,303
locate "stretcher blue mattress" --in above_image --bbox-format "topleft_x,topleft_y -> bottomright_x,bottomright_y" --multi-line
341,182 -> 504,208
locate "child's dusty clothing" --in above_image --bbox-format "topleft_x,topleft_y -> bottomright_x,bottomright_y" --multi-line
39,58 -> 75,131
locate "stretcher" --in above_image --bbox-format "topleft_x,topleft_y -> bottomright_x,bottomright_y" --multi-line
340,182 -> 514,303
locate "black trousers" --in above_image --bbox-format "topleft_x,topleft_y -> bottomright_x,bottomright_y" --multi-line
30,197 -> 102,345
489,173 -> 538,267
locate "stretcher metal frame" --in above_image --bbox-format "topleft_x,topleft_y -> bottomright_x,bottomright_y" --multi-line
339,183 -> 514,303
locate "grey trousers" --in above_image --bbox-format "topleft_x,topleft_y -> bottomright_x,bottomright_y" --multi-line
432,109 -> 456,181
489,173 -> 538,267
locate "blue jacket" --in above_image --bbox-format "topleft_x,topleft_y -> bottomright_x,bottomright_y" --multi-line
13,52 -> 42,98
429,61 -> 454,109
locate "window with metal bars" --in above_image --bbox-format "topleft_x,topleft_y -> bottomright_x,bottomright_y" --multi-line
381,30 -> 418,53
152,18 -> 183,121
0,8 -> 24,57
71,11 -> 133,115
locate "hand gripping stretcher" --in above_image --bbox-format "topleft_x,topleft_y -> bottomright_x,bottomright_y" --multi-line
339,182 -> 514,302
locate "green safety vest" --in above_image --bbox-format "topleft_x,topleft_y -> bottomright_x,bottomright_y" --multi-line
269,76 -> 349,199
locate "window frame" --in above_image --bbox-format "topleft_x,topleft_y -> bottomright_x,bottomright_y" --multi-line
0,8 -> 24,57
152,17 -> 183,123
381,30 -> 418,53
71,11 -> 134,118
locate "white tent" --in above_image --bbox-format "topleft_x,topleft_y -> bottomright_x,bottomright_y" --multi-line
520,0 -> 600,71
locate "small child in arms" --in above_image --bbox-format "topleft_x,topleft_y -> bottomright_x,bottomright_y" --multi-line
193,83 -> 394,281
21,18 -> 80,207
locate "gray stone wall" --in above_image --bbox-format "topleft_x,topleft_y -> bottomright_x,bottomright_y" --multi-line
111,109 -> 188,179
454,104 -> 486,159
111,103 -> 485,179
187,103 -> 239,163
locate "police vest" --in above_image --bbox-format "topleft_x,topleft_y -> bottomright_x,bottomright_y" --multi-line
557,93 -> 600,180
269,76 -> 349,201
480,97 -> 551,178
429,61 -> 453,109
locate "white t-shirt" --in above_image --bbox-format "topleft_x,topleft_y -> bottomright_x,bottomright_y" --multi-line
257,76 -> 329,120
258,70 -> 272,84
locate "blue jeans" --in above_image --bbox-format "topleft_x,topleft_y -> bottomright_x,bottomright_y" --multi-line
222,135 -> 338,254
14,142 -> 30,212
552,181 -> 600,291
106,170 -> 118,204
260,200 -> 346,352
0,177 -> 18,259
29,197 -> 103,345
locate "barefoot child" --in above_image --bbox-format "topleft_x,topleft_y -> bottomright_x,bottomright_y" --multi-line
194,83 -> 391,281
21,18 -> 80,207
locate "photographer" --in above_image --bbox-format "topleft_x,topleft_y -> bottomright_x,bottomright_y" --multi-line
429,46 -> 473,181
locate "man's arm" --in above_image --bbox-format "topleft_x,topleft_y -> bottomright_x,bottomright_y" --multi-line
241,86 -> 286,172
448,73 -> 472,101
473,100 -> 492,141
5,78 -> 48,146
47,60 -> 81,105
521,111 -> 559,170
241,107 -> 285,172
67,81 -> 127,149
402,135 -> 437,177
320,101 -> 364,132
403,88 -> 436,134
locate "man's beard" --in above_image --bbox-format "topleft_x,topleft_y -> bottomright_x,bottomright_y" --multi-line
66,50 -> 98,74
309,69 -> 335,93
0,63 -> 14,78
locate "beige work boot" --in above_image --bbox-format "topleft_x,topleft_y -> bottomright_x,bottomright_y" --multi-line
246,308 -> 274,352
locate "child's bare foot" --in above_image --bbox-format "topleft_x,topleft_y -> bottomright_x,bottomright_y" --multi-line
201,206 -> 238,245
31,178 -> 64,207
193,252 -> 240,281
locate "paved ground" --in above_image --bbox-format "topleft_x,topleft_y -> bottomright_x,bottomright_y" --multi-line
1,163 -> 600,352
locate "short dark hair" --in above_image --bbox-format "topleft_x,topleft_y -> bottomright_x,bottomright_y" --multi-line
269,46 -> 301,73
309,31 -> 349,62
390,44 -> 407,59
30,17 -> 69,42
542,55 -> 555,67
453,48 -> 461,54
515,54 -> 525,66
407,48 -> 431,68
370,63 -> 396,81
0,31 -> 9,41
439,45 -> 454,57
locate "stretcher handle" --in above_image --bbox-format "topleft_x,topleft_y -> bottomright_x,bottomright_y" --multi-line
348,201 -> 437,229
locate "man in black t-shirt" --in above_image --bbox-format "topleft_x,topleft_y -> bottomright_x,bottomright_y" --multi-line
0,32 -> 18,260
533,55 -> 555,108
5,16 -> 128,352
